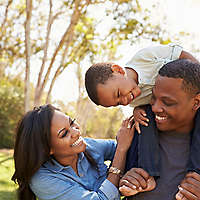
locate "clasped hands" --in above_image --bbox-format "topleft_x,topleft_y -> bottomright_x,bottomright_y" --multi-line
119,168 -> 200,200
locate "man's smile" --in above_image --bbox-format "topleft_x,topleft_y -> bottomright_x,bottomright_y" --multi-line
155,115 -> 168,123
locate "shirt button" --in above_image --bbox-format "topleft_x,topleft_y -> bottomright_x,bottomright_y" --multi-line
79,173 -> 83,177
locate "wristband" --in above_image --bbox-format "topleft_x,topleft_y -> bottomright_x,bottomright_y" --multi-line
108,167 -> 123,178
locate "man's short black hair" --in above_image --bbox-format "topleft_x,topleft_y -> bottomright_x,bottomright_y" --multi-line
85,63 -> 114,105
159,59 -> 200,95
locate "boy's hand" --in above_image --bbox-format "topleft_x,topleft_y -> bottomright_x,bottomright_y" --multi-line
133,106 -> 149,134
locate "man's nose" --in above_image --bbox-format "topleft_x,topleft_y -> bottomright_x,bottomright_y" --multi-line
151,101 -> 163,113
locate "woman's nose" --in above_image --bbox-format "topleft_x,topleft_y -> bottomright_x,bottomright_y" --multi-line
71,127 -> 81,137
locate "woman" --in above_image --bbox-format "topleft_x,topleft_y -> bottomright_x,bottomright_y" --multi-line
12,104 -> 135,200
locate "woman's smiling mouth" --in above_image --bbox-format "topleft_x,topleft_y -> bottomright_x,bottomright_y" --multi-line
71,137 -> 84,147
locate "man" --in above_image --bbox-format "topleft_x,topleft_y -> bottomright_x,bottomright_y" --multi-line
119,59 -> 200,200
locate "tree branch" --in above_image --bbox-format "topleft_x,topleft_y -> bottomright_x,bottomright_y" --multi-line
0,0 -> 12,38
39,0 -> 82,99
35,0 -> 53,94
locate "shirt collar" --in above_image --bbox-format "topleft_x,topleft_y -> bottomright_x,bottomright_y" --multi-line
43,152 -> 85,172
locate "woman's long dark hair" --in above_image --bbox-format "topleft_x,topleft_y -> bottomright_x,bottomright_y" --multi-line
12,104 -> 97,200
12,104 -> 56,200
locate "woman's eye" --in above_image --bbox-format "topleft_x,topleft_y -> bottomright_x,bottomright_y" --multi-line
61,119 -> 76,138
61,130 -> 68,138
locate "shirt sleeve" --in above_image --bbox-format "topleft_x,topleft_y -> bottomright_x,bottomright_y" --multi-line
125,43 -> 183,85
85,138 -> 117,161
30,173 -> 120,200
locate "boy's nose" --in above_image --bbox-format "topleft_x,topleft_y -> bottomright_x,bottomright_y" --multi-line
120,95 -> 129,105
131,87 -> 141,99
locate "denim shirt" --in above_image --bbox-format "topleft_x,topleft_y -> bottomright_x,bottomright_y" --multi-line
30,138 -> 120,200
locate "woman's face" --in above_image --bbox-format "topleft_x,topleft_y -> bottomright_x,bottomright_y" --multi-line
50,110 -> 86,161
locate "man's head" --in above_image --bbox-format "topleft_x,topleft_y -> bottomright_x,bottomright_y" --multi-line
85,62 -> 140,107
151,59 -> 200,133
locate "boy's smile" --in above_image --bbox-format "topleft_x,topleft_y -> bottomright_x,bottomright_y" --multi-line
96,72 -> 141,107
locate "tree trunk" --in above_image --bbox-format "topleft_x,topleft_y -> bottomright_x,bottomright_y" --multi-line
34,0 -> 53,106
24,0 -> 32,112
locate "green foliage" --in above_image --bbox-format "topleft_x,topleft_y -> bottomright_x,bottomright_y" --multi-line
0,1 -> 26,66
55,97 -> 124,139
0,77 -> 24,148
0,151 -> 17,200
86,107 -> 123,139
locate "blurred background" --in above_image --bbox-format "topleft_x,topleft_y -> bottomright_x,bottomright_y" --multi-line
0,0 -> 200,199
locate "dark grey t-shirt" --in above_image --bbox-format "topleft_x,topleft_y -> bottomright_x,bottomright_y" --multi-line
130,131 -> 190,200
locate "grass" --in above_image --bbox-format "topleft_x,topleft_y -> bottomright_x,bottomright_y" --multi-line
0,150 -> 17,200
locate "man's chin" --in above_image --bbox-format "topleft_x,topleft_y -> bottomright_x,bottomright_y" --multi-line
156,123 -> 169,132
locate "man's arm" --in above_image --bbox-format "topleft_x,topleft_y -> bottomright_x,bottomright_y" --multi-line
179,50 -> 199,63
119,168 -> 156,196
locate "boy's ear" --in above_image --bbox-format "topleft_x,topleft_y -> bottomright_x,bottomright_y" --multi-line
111,64 -> 125,75
193,93 -> 200,111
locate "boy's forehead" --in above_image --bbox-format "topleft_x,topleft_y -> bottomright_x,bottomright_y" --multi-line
96,82 -> 116,107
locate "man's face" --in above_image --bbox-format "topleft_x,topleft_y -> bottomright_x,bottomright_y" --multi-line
96,72 -> 141,107
151,75 -> 196,133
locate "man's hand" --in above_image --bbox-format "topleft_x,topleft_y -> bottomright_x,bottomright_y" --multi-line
119,168 -> 156,196
176,172 -> 200,200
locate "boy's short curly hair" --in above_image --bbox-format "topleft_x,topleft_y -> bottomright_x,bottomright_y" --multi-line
85,63 -> 114,105
159,59 -> 200,95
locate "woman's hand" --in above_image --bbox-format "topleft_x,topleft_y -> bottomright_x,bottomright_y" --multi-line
133,106 -> 149,134
116,116 -> 135,152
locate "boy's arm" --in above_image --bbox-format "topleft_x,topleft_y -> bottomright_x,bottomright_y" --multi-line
179,50 -> 199,63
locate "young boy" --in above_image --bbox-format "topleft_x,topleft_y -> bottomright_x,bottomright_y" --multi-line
85,43 -> 199,132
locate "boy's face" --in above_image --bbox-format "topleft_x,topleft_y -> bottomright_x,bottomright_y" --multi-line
96,72 -> 141,107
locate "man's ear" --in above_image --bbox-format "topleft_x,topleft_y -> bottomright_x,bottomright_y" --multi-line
111,64 -> 125,75
193,93 -> 200,111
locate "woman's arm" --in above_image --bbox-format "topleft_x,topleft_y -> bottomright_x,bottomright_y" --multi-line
107,118 -> 135,188
30,175 -> 120,200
